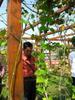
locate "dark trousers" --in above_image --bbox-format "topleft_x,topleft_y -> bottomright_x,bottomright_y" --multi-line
24,77 -> 36,100
72,77 -> 75,85
70,77 -> 75,99
0,78 -> 2,94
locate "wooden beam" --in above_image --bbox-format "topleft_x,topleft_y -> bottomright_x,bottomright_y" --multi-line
22,28 -> 75,41
48,38 -> 71,41
41,24 -> 75,36
48,33 -> 75,40
23,1 -> 75,32
23,21 -> 40,32
55,5 -> 71,14
7,0 -> 23,100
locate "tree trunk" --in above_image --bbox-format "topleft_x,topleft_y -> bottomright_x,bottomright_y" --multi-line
7,0 -> 24,100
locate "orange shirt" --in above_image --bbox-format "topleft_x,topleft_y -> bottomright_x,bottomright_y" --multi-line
22,52 -> 37,78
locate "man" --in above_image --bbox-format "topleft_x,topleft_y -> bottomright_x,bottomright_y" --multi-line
69,36 -> 75,99
69,36 -> 75,85
22,42 -> 37,100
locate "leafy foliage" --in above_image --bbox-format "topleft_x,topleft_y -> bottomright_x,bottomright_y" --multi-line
32,41 -> 72,99
0,29 -> 7,54
0,29 -> 7,99
35,0 -> 75,13
0,0 -> 75,99
0,29 -> 6,36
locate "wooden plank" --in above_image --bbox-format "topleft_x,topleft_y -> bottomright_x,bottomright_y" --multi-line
7,0 -> 24,100
48,33 -> 75,40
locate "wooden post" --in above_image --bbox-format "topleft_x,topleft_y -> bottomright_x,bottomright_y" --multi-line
7,0 -> 24,100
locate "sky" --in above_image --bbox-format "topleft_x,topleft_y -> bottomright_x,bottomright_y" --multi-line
0,0 -> 7,29
0,0 -> 38,35
0,0 -> 39,44
0,0 -> 35,28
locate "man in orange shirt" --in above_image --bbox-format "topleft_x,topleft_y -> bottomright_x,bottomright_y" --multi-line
22,42 -> 37,100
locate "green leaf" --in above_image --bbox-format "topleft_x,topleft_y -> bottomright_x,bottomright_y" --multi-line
40,17 -> 47,25
49,28 -> 55,32
31,14 -> 35,19
38,53 -> 45,59
48,96 -> 53,100
37,76 -> 45,83
1,41 -> 7,46
20,18 -> 28,24
39,25 -> 49,32
43,98 -> 46,100
0,29 -> 6,36
35,61 -> 46,67
0,40 -> 3,46
40,42 -> 47,49
47,17 -> 53,23
36,69 -> 47,75
40,17 -> 53,25
37,87 -> 44,94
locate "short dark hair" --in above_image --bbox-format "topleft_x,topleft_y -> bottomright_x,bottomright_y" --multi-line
71,36 -> 75,46
23,42 -> 33,49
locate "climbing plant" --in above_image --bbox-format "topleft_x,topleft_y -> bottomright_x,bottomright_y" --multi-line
32,41 -> 72,99
0,29 -> 8,99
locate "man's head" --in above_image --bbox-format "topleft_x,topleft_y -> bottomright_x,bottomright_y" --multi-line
71,36 -> 75,47
23,42 -> 33,57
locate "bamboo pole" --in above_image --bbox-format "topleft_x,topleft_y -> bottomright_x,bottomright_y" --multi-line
7,0 -> 23,100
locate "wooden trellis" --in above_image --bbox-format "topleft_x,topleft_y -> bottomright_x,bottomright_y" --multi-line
0,0 -> 75,100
